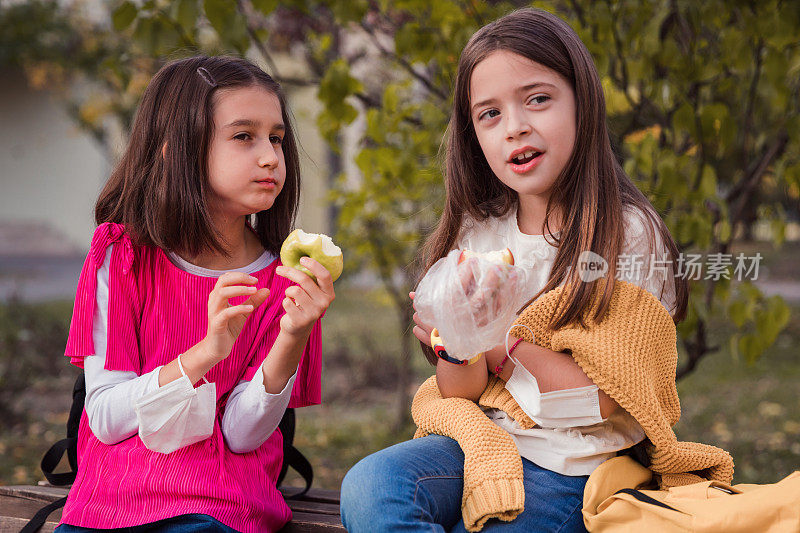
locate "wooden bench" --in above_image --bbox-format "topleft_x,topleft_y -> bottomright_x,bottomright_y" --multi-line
0,485 -> 345,532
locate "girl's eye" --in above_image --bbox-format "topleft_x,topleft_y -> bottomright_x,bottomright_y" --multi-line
233,133 -> 252,141
528,95 -> 550,105
269,135 -> 283,145
478,109 -> 500,121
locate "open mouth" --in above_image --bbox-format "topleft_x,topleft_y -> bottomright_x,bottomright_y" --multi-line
510,150 -> 542,165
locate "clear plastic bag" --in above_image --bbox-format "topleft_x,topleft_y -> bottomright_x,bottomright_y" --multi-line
414,249 -> 529,360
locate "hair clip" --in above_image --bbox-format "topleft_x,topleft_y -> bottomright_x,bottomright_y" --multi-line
196,67 -> 218,88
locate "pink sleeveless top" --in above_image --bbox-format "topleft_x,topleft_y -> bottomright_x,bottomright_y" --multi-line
60,223 -> 322,532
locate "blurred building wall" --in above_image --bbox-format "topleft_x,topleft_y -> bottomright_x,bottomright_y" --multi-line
0,69 -> 108,249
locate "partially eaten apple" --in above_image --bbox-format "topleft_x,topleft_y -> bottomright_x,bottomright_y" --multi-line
280,229 -> 344,283
458,248 -> 514,266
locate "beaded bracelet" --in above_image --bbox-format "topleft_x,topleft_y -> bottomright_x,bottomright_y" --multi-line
431,328 -> 484,366
494,338 -> 523,375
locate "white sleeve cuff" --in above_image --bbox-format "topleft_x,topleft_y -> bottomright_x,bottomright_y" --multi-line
134,371 -> 217,454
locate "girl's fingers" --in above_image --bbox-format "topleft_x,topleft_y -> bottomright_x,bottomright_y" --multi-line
211,304 -> 254,329
215,284 -> 258,301
285,285 -> 314,311
209,274 -> 258,312
412,312 -> 432,333
413,326 -> 433,347
282,297 -> 305,320
209,285 -> 259,314
213,272 -> 258,290
457,261 -> 476,295
242,288 -> 270,310
275,265 -> 326,300
298,257 -> 334,295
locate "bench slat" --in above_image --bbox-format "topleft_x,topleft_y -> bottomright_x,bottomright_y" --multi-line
1,485 -> 345,532
281,487 -> 342,505
0,515 -> 58,533
0,485 -> 68,503
279,511 -> 346,533
283,500 -> 341,516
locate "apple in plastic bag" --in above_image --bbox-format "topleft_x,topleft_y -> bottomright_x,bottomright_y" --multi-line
458,248 -> 515,265
457,247 -> 516,326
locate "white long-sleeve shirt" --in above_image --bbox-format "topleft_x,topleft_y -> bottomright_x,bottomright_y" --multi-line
458,204 -> 676,475
83,244 -> 295,453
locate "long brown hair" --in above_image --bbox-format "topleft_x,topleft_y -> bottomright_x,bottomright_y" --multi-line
420,8 -> 687,363
95,55 -> 301,257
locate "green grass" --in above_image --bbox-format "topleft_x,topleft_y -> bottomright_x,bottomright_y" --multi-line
674,304 -> 800,484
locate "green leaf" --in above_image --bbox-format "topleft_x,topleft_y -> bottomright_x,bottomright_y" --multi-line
716,219 -> 731,242
174,0 -> 200,32
132,16 -> 158,54
700,102 -> 729,139
672,103 -> 696,137
203,0 -> 249,53
738,334 -> 762,364
251,0 -> 278,15
698,165 -> 717,198
112,1 -> 138,31
728,300 -> 750,328
325,0 -> 369,22
317,59 -> 362,118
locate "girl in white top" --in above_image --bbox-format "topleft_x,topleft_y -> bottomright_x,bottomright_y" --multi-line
341,7 -> 688,533
456,203 -> 676,476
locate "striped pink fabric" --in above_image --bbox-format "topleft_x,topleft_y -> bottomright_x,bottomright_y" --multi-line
61,222 -> 322,532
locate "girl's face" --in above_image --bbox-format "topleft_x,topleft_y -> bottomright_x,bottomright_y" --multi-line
206,85 -> 286,220
469,50 -> 576,204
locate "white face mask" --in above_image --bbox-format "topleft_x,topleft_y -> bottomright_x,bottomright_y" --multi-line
501,323 -> 604,427
134,355 -> 216,454
501,324 -> 543,416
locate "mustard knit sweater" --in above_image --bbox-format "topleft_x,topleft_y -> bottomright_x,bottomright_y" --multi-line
411,280 -> 734,532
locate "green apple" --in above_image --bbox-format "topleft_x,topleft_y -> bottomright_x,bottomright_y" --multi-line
280,229 -> 344,283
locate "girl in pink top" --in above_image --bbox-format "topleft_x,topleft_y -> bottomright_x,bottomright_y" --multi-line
57,55 -> 335,533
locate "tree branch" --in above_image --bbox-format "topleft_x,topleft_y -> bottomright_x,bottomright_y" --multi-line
359,19 -> 449,101
678,316 -> 719,379
740,38 -> 764,172
727,132 -> 790,221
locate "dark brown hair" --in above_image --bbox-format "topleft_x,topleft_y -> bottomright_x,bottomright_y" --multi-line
95,55 -> 301,257
420,8 -> 688,363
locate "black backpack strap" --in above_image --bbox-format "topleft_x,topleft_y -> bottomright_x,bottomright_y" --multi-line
41,373 -> 84,485
19,496 -> 69,533
24,374 -> 84,532
277,408 -> 313,499
614,488 -> 688,514
617,438 -> 652,468
40,438 -> 78,486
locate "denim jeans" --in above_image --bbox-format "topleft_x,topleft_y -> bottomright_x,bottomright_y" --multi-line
55,514 -> 241,533
341,435 -> 588,532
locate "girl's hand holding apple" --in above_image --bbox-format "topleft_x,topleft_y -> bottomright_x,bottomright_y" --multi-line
204,271 -> 270,362
276,257 -> 336,339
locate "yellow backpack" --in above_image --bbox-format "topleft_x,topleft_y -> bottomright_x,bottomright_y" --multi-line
582,456 -> 800,532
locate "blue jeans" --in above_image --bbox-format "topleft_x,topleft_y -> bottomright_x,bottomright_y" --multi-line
341,435 -> 588,532
55,514 -> 241,533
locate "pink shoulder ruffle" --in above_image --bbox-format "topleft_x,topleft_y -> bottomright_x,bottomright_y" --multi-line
64,223 -> 135,368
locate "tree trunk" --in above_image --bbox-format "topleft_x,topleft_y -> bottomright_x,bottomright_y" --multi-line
393,300 -> 415,432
